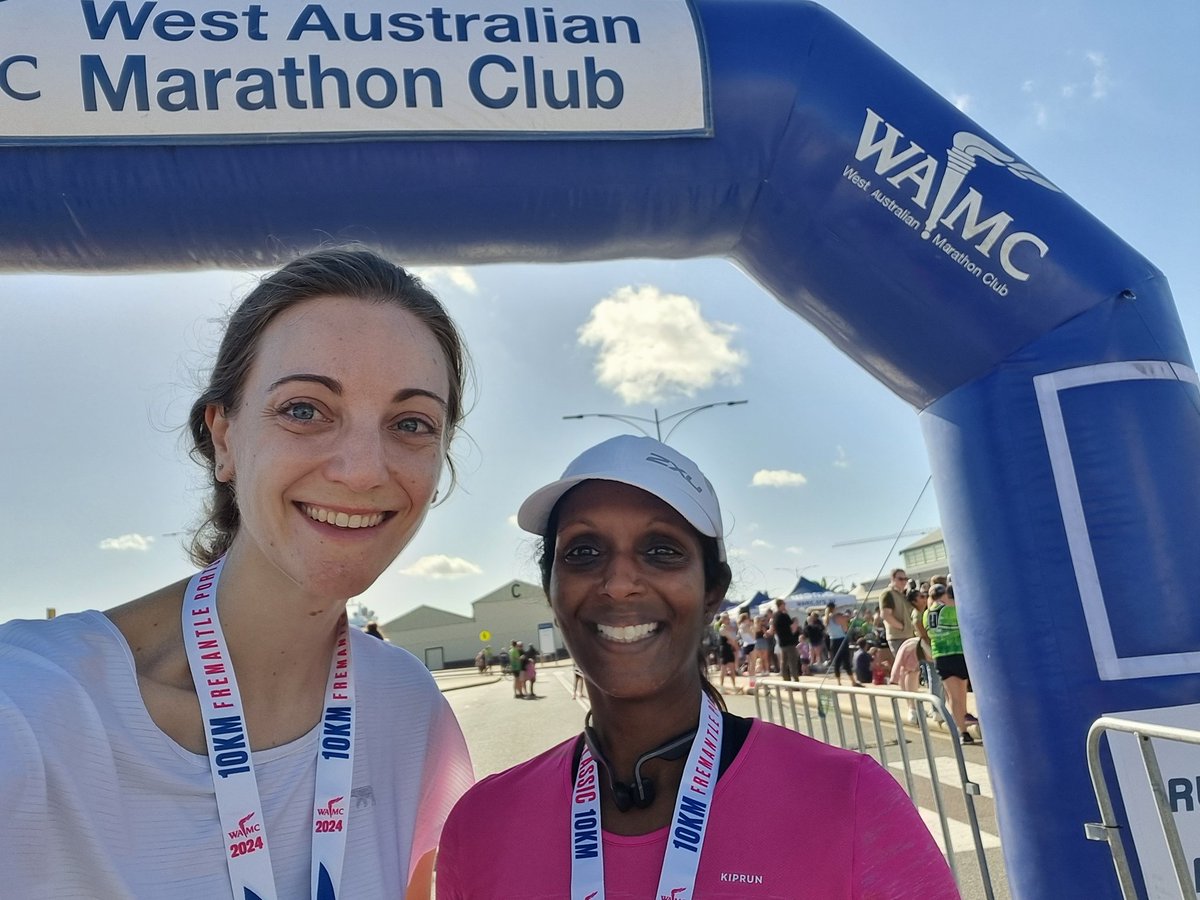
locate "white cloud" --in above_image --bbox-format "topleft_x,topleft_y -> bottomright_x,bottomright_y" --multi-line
1021,79 -> 1035,93
99,533 -> 154,552
727,547 -> 750,560
577,285 -> 746,405
400,554 -> 482,579
1056,53 -> 1110,106
1086,51 -> 1110,99
1034,102 -> 1048,128
950,93 -> 971,112
412,266 -> 479,294
751,539 -> 774,549
833,446 -> 849,469
785,546 -> 804,556
751,469 -> 808,488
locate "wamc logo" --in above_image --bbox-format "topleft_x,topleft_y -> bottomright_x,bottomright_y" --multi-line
227,812 -> 260,841
853,107 -> 1059,285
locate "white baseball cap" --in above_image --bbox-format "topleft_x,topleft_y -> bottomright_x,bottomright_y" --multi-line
517,434 -> 727,562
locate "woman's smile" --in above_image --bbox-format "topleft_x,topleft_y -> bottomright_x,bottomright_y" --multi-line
299,503 -> 390,530
594,621 -> 662,644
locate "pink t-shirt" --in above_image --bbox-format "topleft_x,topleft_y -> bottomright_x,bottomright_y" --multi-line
437,718 -> 958,899
891,637 -> 923,681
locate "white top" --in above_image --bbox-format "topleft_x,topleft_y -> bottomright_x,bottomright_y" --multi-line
737,620 -> 756,645
0,611 -> 474,899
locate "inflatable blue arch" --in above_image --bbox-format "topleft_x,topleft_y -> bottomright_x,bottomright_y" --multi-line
3,2 -> 1198,896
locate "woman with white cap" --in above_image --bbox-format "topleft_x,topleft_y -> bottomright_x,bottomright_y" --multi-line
436,435 -> 957,898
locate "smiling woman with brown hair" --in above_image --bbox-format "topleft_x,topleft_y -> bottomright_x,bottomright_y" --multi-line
0,248 -> 474,899
436,435 -> 957,898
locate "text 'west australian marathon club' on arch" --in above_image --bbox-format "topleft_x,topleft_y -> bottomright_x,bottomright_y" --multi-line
0,2 -> 711,137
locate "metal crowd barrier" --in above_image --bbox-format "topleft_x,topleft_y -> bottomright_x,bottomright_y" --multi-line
1084,716 -> 1200,898
753,678 -> 994,899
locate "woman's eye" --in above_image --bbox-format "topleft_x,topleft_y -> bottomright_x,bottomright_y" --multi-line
562,544 -> 599,562
394,416 -> 434,435
282,401 -> 318,422
647,544 -> 683,560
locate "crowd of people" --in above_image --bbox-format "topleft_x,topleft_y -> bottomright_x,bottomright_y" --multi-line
709,568 -> 979,744
1,247 -> 961,898
471,641 -> 542,700
710,600 -> 885,687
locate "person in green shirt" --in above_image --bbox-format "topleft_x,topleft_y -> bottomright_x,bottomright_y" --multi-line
510,640 -> 526,698
923,583 -> 974,744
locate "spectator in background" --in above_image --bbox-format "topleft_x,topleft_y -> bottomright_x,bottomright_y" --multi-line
771,598 -> 802,681
717,612 -> 740,671
522,644 -> 538,698
737,612 -> 756,674
872,610 -> 887,646
572,663 -> 586,700
880,568 -> 916,654
825,603 -> 853,686
848,609 -> 869,643
797,631 -> 812,676
890,636 -> 924,724
364,621 -> 386,640
510,640 -> 525,698
853,638 -> 874,685
924,584 -> 975,744
870,644 -> 891,685
717,633 -> 741,694
750,614 -> 773,682
803,611 -> 826,667
911,587 -> 945,724
765,612 -> 779,673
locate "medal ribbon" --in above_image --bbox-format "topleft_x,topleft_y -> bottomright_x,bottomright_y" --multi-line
569,692 -> 723,900
182,557 -> 356,900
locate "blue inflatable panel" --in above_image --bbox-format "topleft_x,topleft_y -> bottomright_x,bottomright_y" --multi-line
922,276 -> 1199,897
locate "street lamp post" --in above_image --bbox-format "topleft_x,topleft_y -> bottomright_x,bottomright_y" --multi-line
563,400 -> 748,444
776,565 -> 818,596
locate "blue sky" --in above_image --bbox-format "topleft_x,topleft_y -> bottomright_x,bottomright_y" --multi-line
2,1 -> 1196,624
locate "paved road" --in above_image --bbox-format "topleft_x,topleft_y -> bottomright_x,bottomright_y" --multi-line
438,660 -> 588,779
437,661 -> 1011,899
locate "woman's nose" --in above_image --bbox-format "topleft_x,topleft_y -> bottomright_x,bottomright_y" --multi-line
327,424 -> 389,492
601,553 -> 642,599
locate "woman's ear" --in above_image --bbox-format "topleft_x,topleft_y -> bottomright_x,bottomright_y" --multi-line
205,404 -> 235,482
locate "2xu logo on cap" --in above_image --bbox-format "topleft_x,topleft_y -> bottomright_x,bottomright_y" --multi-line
646,453 -> 703,494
